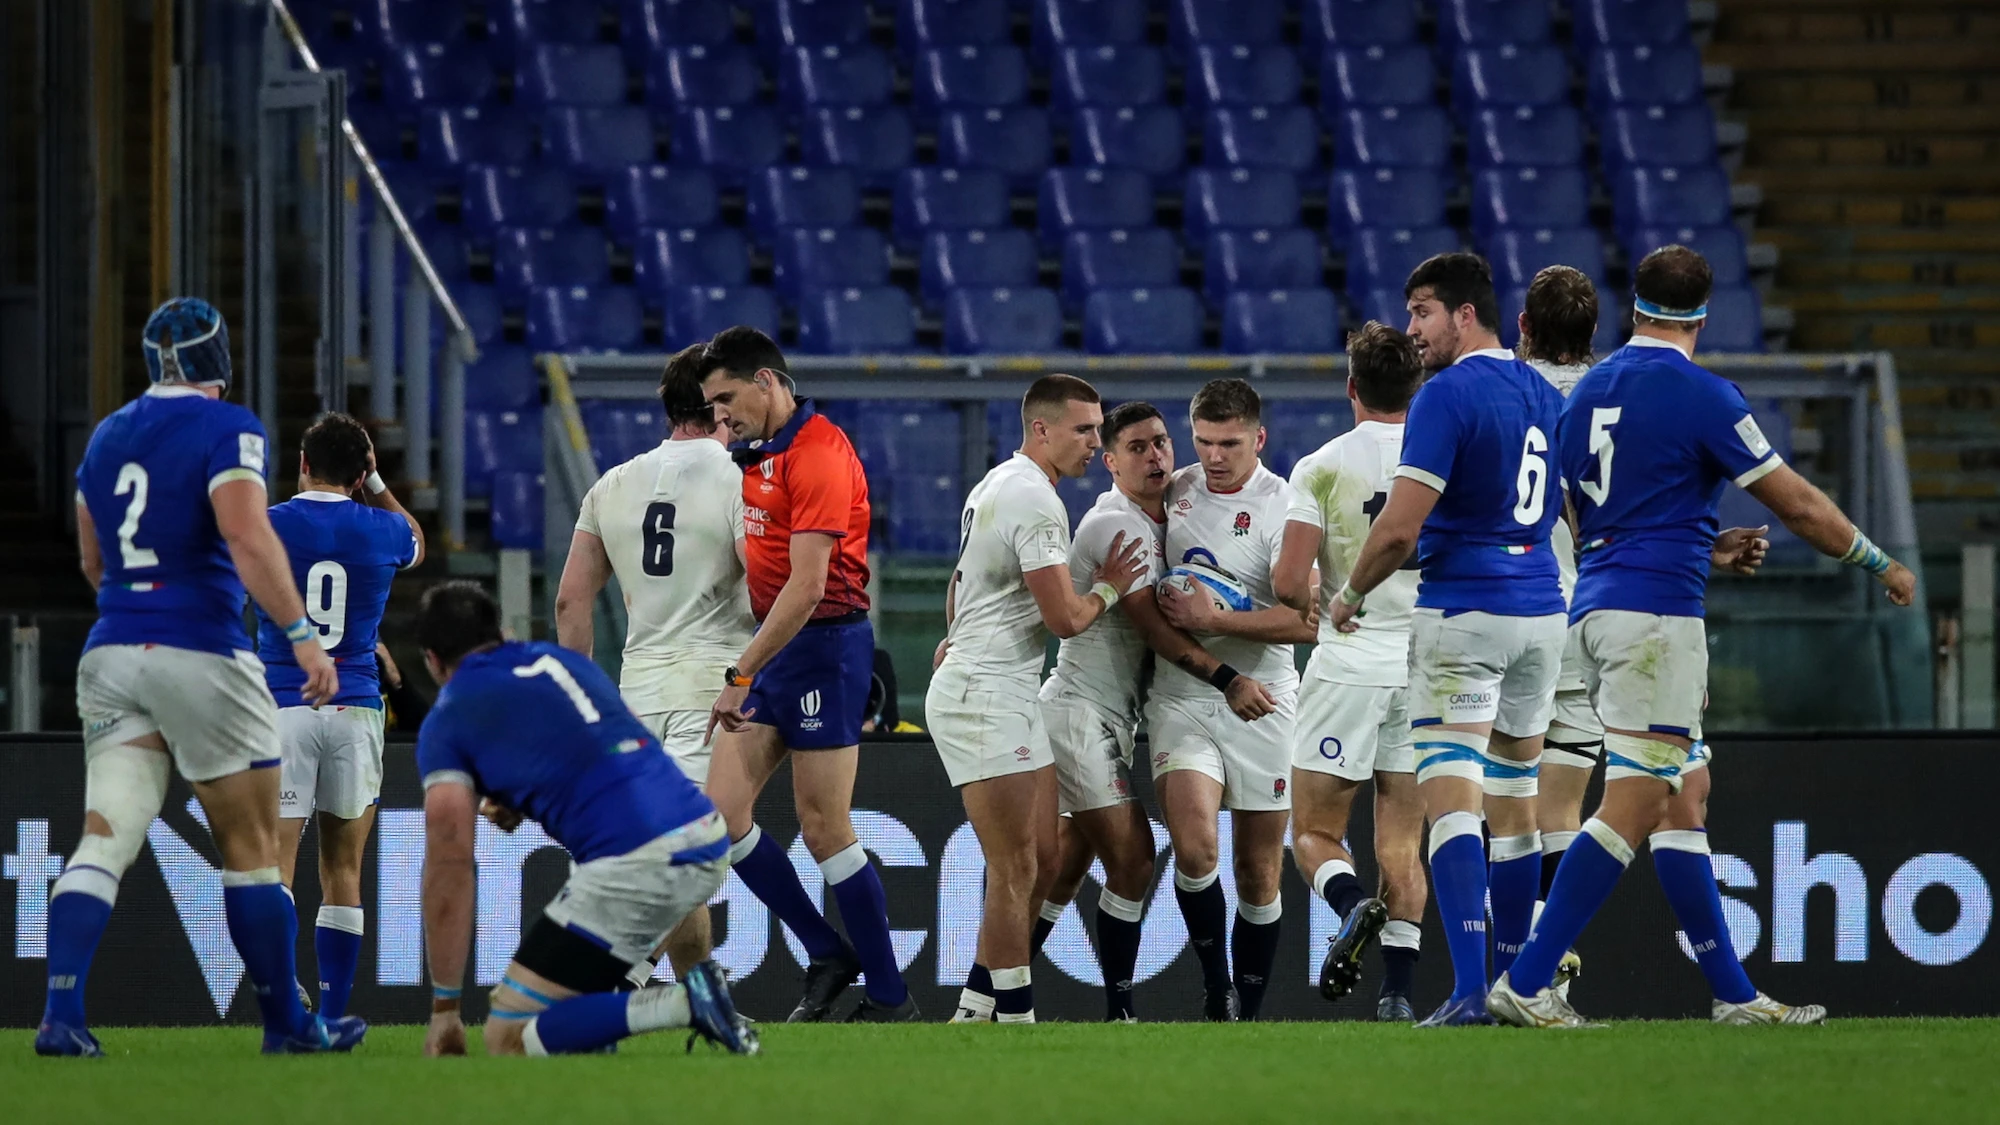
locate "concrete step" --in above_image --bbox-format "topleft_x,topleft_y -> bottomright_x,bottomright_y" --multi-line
1719,9 -> 2000,42
1790,312 -> 2000,350
1733,73 -> 1999,108
1760,194 -> 2000,226
1782,288 -> 2000,312
1708,41 -> 2000,70
1782,255 -> 2000,286
1739,165 -> 2000,192
1758,226 -> 2000,254
1914,498 -> 2000,545
1747,132 -> 2000,167
1738,105 -> 2000,133
1883,348 -> 2000,376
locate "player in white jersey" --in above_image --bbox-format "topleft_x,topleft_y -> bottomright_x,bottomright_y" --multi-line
1149,379 -> 1319,1021
555,344 -> 755,979
1273,324 -> 1429,1022
930,375 -> 1148,1024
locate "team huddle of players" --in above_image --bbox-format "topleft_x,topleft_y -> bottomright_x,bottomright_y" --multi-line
934,246 -> 1915,1027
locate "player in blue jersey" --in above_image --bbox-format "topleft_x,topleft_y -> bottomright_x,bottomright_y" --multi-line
1490,245 -> 1913,1028
253,412 -> 423,1020
1329,254 -> 1569,1026
44,298 -> 364,1056
415,582 -> 757,1057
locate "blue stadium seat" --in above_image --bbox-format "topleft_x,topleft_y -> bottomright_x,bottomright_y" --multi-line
1698,285 -> 1764,353
1574,0 -> 1689,47
1352,286 -> 1408,328
1322,45 -> 1435,109
1470,165 -> 1591,241
495,0 -> 614,45
491,226 -> 613,299
348,105 -> 413,164
885,472 -> 967,553
1485,226 -> 1608,288
748,166 -> 862,234
465,345 -> 540,412
764,0 -> 872,56
1626,224 -> 1749,287
801,106 -> 918,187
418,106 -> 534,168
1033,0 -> 1149,63
1261,399 -> 1352,476
1072,105 -> 1186,184
796,286 -> 919,353
1203,105 -> 1321,179
920,228 -> 1039,305
578,401 -> 665,470
1220,289 -> 1342,355
1497,285 -> 1603,349
772,227 -> 892,300
1468,105 -> 1584,167
900,0 -> 1014,48
1452,45 -> 1570,117
1203,228 -> 1323,304
1335,105 -> 1451,168
1188,45 -> 1303,110
455,285 -> 506,345
1062,228 -> 1181,309
1083,287 -> 1204,353
462,165 -> 577,232
984,398 -> 1026,460
781,44 -> 896,107
383,43 -> 497,105
649,44 -> 762,107
1610,165 -> 1734,235
1587,44 -> 1705,110
1185,168 -> 1302,238
1436,0 -> 1550,52
1594,301 -> 1629,353
673,105 -> 785,185
465,409 -> 543,498
376,0 -> 478,45
1169,0 -> 1284,49
519,43 -> 626,106
914,46 -> 1031,117
1052,45 -> 1167,109
943,287 -> 1066,353
939,107 -> 1053,185
543,106 -> 658,172
1327,167 -> 1446,249
374,163 -> 439,225
1302,0 -> 1418,51
526,285 -> 646,351
603,165 -> 719,239
1345,225 -> 1458,297
665,285 -> 783,343
1055,464 -> 1113,525
622,0 -> 736,54
409,221 -> 469,284
893,166 -> 1011,247
632,226 -> 753,296
1037,166 -> 1152,246
846,400 -> 963,472
1601,105 -> 1717,171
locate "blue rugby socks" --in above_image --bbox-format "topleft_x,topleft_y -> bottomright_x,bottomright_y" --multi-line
1651,830 -> 1757,1005
1379,920 -> 1421,1000
821,842 -> 907,1006
729,825 -> 848,961
1488,832 -> 1540,978
1510,819 -> 1632,994
1428,811 -> 1491,1002
1312,859 -> 1365,923
1095,890 -> 1145,1021
524,986 -> 693,1055
41,865 -> 119,1030
222,867 -> 313,1038
1231,898 -> 1282,1020
314,905 -> 364,1019
1173,867 -> 1232,996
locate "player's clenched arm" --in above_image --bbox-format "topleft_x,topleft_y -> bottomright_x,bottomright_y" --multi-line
212,478 -> 338,706
421,778 -> 477,1057
554,529 -> 612,656
74,499 -> 104,592
1272,520 -> 1322,615
1124,589 -> 1279,720
1745,464 -> 1915,605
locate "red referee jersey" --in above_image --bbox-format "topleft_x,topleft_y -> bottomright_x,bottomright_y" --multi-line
738,400 -> 871,621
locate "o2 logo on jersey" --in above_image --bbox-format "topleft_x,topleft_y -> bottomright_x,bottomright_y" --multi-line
1232,512 -> 1251,537
1317,737 -> 1346,765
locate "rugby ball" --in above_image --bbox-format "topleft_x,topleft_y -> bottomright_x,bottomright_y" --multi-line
1160,562 -> 1254,613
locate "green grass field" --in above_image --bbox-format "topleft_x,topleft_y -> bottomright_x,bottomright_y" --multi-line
10,1021 -> 2000,1124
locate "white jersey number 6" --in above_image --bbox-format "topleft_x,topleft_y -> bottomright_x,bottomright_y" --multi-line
1513,426 -> 1549,526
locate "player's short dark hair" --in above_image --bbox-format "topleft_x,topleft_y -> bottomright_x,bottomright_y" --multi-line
1022,373 -> 1100,427
1100,401 -> 1165,447
1521,265 -> 1600,366
1404,252 -> 1501,332
701,325 -> 789,383
1633,244 -> 1714,329
658,344 -> 717,430
1345,322 -> 1423,413
301,412 -> 371,489
1190,378 -> 1261,426
417,581 -> 503,669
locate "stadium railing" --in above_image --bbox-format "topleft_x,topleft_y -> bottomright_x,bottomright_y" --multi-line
529,349 -> 1932,732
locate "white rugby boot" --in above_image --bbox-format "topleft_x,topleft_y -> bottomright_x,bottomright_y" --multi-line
1486,973 -> 1607,1030
1713,993 -> 1827,1026
1552,948 -> 1582,1004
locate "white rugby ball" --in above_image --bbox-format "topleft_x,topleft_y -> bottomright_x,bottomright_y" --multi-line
1160,561 -> 1255,613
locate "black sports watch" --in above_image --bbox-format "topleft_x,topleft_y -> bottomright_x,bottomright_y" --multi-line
723,665 -> 754,688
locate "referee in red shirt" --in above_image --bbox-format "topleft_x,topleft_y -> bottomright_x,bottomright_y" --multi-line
699,326 -> 915,1023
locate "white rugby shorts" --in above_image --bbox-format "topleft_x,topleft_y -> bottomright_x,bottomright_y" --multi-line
1574,609 -> 1708,739
77,644 -> 280,783
1292,680 -> 1414,781
540,812 -> 730,968
1144,688 -> 1296,812
1040,689 -> 1137,814
1408,609 -> 1565,737
642,710 -> 712,788
926,665 -> 1053,788
277,705 -> 386,820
